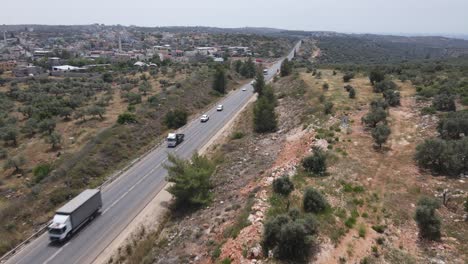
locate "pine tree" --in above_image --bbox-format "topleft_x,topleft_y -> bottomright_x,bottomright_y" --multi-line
212,67 -> 227,94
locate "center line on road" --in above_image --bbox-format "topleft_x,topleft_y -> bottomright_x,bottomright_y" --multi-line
42,242 -> 69,264
102,160 -> 166,215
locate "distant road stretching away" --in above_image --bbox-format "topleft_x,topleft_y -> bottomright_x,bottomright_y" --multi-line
4,41 -> 301,264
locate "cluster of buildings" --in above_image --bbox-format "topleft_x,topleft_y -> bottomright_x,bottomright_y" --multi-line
0,26 -> 255,78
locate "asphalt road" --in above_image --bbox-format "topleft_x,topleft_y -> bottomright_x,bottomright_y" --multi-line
5,42 -> 301,264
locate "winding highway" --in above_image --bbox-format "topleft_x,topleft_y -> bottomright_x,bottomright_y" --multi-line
4,41 -> 301,264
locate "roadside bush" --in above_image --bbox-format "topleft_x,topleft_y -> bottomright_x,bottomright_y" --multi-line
280,58 -> 293,77
373,80 -> 397,93
263,214 -> 290,253
3,155 -> 26,173
277,222 -> 310,260
324,101 -> 334,115
49,188 -> 76,206
370,99 -> 389,110
0,148 -> 7,159
38,118 -> 56,135
433,93 -> 456,112
322,83 -> 329,90
46,131 -> 62,149
343,72 -> 355,82
117,112 -> 137,124
362,107 -> 387,128
231,131 -> 245,140
272,176 -> 295,196
164,109 -> 188,129
302,148 -> 327,176
421,106 -> 436,115
415,197 -> 441,241
383,89 -> 401,106
349,87 -> 356,99
102,72 -> 113,83
414,137 -> 468,176
33,163 -> 52,183
125,92 -> 142,105
369,70 -> 385,85
303,187 -> 329,213
0,126 -> 18,146
436,111 -> 468,140
164,153 -> 215,208
262,213 -> 316,261
371,123 -> 391,149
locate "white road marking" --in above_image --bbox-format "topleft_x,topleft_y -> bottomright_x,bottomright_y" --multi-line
101,160 -> 166,215
42,242 -> 69,264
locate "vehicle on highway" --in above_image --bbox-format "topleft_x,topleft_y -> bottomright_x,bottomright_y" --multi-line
167,133 -> 184,147
242,87 -> 247,91
200,114 -> 209,122
48,189 -> 102,242
216,104 -> 223,111
263,69 -> 268,75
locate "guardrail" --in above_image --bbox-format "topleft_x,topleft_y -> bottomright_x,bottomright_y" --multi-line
0,224 -> 49,263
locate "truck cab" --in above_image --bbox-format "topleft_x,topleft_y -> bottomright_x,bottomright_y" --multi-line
167,133 -> 184,147
48,214 -> 72,241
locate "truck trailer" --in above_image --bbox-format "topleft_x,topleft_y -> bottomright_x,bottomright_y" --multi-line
48,189 -> 102,242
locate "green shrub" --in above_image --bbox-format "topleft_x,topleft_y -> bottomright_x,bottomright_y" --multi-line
349,87 -> 356,99
231,131 -> 245,140
372,225 -> 387,234
303,187 -> 328,213
362,107 -> 387,128
272,176 -> 295,196
117,112 -> 137,124
345,217 -> 357,228
302,148 -> 327,176
433,93 -> 456,112
324,101 -> 334,115
212,245 -> 221,260
33,163 -> 51,183
262,214 -> 290,253
436,111 -> 468,140
343,72 -> 355,82
358,225 -> 366,237
415,137 -> 468,176
164,109 -> 188,129
220,258 -> 232,264
373,80 -> 397,93
277,222 -> 310,261
371,123 -> 391,148
421,106 -> 436,115
415,197 -> 441,240
49,188 -> 75,206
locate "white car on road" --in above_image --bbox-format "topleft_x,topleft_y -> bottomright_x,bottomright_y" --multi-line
242,87 -> 247,91
200,114 -> 209,122
216,105 -> 223,111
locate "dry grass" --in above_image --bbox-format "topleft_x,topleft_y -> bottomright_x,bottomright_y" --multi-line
295,69 -> 467,263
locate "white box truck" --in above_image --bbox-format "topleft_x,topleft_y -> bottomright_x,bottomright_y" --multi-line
48,189 -> 102,242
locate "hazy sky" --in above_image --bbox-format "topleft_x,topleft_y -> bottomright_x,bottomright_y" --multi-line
2,0 -> 468,35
